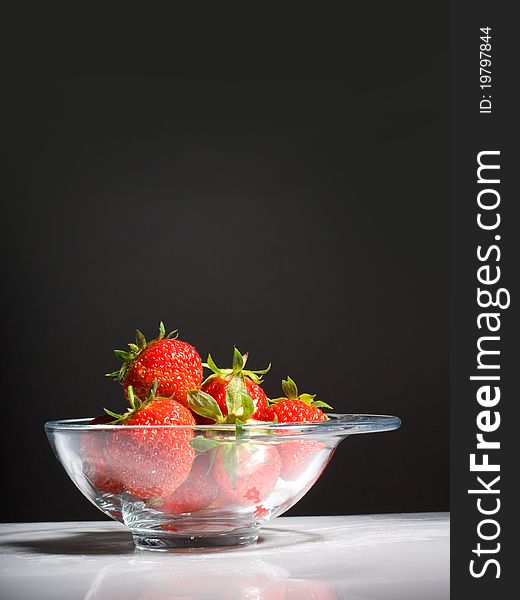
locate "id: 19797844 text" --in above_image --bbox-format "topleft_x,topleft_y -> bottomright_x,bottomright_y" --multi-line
479,27 -> 492,114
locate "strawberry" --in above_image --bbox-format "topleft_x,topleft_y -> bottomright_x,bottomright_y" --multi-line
265,399 -> 328,423
80,415 -> 123,494
105,384 -> 196,500
213,444 -> 281,505
202,376 -> 268,421
264,377 -> 332,481
276,439 -> 327,481
190,348 -> 269,424
187,349 -> 270,425
262,377 -> 331,423
106,322 -> 202,408
158,453 -> 218,514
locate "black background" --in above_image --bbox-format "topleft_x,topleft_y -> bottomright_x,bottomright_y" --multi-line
3,13 -> 448,522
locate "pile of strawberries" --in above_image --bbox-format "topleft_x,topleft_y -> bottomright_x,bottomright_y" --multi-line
81,323 -> 332,513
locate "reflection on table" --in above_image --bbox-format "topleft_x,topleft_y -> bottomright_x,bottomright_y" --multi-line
0,513 -> 449,600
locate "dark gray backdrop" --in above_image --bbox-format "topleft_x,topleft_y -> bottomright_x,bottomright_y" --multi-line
3,42 -> 448,521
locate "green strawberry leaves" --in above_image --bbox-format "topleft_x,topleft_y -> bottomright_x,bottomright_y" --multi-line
269,376 -> 333,411
157,320 -> 179,340
188,390 -> 224,421
189,428 -> 247,489
222,444 -> 239,487
226,373 -> 256,421
232,347 -> 245,373
238,394 -> 255,422
309,400 -> 333,409
135,329 -> 147,349
203,354 -> 224,377
202,347 -> 271,386
189,436 -> 221,452
281,376 -> 299,400
225,373 -> 245,415
113,349 -> 134,362
158,321 -> 166,339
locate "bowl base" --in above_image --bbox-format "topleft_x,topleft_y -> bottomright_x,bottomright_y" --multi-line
132,526 -> 260,552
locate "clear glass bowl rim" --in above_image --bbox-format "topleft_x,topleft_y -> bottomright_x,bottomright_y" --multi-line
44,413 -> 401,436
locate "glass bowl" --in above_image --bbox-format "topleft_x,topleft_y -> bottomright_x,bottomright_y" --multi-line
45,414 -> 400,551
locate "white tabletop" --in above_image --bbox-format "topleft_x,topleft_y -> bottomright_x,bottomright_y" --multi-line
0,513 -> 449,599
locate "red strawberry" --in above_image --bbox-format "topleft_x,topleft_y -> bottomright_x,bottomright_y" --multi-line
267,399 -> 327,481
187,349 -> 270,426
264,377 -> 332,480
159,454 -> 218,514
190,348 -> 269,424
214,444 -> 281,505
106,385 -> 196,499
80,415 -> 123,494
265,399 -> 328,423
262,377 -> 331,423
106,322 -> 203,408
202,376 -> 267,421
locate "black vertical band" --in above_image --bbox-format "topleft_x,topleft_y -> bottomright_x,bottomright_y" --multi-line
451,1 -> 518,595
